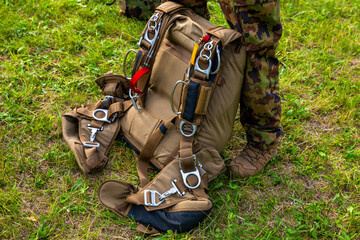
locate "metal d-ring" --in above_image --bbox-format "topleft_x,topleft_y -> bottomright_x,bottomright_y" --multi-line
179,155 -> 201,189
123,49 -> 137,80
170,80 -> 187,115
179,120 -> 197,137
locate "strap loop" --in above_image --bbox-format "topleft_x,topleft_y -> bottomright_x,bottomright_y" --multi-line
129,67 -> 151,94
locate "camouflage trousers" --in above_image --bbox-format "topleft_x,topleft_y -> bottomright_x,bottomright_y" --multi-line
165,0 -> 283,150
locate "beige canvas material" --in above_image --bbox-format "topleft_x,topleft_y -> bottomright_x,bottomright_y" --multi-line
62,107 -> 122,173
62,73 -> 134,173
98,161 -> 210,214
120,5 -> 246,180
98,180 -> 139,216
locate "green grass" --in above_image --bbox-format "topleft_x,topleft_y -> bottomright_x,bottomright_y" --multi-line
0,0 -> 359,239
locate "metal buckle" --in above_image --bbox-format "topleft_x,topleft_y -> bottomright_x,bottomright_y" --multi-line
194,57 -> 212,80
199,41 -> 214,60
171,180 -> 186,197
129,89 -> 142,110
123,49 -> 137,80
159,180 -> 186,201
170,80 -> 187,115
179,120 -> 196,137
83,141 -> 100,148
144,190 -> 164,207
143,13 -> 162,59
193,41 -> 216,79
83,125 -> 103,148
179,155 -> 201,189
93,109 -> 116,123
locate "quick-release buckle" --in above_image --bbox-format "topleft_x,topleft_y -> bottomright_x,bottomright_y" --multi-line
143,13 -> 162,59
179,155 -> 202,189
144,190 -> 164,207
83,125 -> 103,148
193,41 -> 221,80
93,109 -> 117,123
159,180 -> 186,201
129,89 -> 142,110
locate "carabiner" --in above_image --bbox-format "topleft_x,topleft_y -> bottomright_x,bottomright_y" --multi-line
123,49 -> 137,80
211,45 -> 221,75
170,80 -> 187,115
129,89 -> 142,110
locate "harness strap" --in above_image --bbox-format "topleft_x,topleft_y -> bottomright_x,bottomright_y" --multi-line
175,34 -> 223,190
137,117 -> 176,187
136,224 -> 160,234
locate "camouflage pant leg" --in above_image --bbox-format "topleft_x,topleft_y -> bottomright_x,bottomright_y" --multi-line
221,0 -> 283,150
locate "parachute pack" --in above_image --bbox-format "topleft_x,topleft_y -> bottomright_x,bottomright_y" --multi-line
62,1 -> 246,233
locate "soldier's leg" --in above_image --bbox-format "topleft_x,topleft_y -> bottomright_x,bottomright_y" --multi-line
220,0 -> 283,177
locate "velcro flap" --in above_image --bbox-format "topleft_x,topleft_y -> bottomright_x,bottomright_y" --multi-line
194,86 -> 212,115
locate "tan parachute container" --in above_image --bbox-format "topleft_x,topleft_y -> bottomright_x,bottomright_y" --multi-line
62,1 -> 246,233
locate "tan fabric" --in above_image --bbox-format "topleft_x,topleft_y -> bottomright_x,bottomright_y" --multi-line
98,180 -> 139,216
121,9 -> 246,180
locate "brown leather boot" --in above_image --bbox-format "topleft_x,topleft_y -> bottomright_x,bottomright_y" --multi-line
228,141 -> 279,178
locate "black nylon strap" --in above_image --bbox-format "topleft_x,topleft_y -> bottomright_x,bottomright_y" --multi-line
183,81 -> 200,122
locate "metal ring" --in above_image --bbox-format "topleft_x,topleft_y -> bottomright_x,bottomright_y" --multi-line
93,109 -> 111,123
204,41 -> 214,50
123,49 -> 137,80
170,80 -> 187,115
194,57 -> 212,80
199,49 -> 212,61
179,120 -> 196,137
179,155 -> 201,189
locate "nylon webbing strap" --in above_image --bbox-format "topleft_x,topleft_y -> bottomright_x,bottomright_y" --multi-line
183,81 -> 200,123
137,118 -> 175,187
176,34 -> 223,191
129,67 -> 151,94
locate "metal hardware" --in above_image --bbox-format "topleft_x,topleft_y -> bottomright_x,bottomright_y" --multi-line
143,13 -> 162,59
211,45 -> 221,75
199,41 -> 214,61
194,58 -> 212,80
123,49 -> 137,80
144,190 -> 164,207
93,109 -> 116,123
193,41 -> 217,79
83,125 -> 103,148
186,65 -> 191,78
179,120 -> 197,137
170,80 -> 187,115
129,89 -> 142,110
159,180 -> 186,201
179,155 -> 201,189
83,141 -> 100,148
